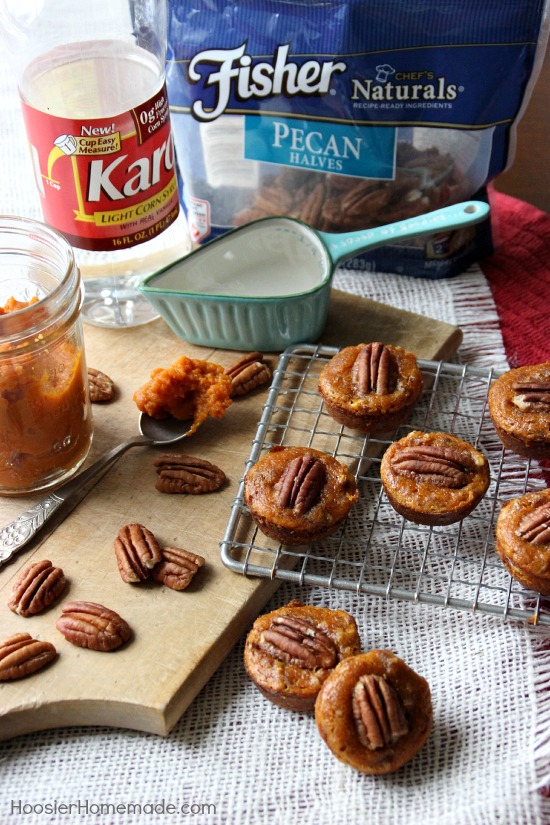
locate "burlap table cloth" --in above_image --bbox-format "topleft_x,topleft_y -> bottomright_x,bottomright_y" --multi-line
0,50 -> 549,825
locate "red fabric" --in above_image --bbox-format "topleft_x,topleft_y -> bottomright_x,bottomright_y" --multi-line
481,188 -> 550,367
481,189 -> 550,485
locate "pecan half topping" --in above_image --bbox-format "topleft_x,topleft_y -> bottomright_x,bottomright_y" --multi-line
152,546 -> 206,591
352,674 -> 409,750
88,367 -> 116,402
225,352 -> 272,398
352,343 -> 396,396
8,559 -> 66,617
56,601 -> 131,651
276,453 -> 326,514
390,444 -> 476,488
512,380 -> 550,411
517,502 -> 550,545
114,523 -> 163,583
0,633 -> 56,681
153,453 -> 226,494
259,615 -> 337,669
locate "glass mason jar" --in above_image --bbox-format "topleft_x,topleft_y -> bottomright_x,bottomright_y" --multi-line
0,216 -> 93,494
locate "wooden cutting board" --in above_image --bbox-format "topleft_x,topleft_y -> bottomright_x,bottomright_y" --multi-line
0,288 -> 461,740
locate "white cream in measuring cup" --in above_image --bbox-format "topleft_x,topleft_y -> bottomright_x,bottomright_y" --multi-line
141,201 -> 490,299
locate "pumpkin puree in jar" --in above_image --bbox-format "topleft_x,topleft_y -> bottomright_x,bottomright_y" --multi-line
0,297 -> 92,492
0,295 -> 39,314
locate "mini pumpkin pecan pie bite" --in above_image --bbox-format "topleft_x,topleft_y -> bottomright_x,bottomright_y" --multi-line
380,430 -> 490,526
488,362 -> 550,459
495,489 -> 550,595
244,599 -> 361,711
315,649 -> 432,775
318,342 -> 424,434
243,445 -> 358,545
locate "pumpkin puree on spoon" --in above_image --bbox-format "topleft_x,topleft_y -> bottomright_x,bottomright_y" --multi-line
133,354 -> 233,434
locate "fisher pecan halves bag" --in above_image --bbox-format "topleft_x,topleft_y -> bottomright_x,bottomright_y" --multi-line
166,0 -> 549,278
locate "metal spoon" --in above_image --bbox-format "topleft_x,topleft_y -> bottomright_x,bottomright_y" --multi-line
0,413 -> 194,566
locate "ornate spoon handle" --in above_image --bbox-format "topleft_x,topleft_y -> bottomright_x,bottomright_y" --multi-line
0,494 -> 65,564
0,436 -> 146,566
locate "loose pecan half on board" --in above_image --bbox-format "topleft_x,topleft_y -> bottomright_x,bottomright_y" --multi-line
152,546 -> 206,591
114,523 -> 163,582
153,454 -> 226,494
56,601 -> 131,651
88,367 -> 116,402
8,559 -> 66,616
225,352 -> 272,398
0,633 -> 56,681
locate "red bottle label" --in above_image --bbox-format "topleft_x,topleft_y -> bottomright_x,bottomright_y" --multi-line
21,84 -> 180,252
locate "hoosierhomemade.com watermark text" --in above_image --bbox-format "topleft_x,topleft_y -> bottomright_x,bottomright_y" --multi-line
10,799 -> 217,817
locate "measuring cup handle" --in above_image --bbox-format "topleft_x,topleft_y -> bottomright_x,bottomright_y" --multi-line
318,200 -> 491,267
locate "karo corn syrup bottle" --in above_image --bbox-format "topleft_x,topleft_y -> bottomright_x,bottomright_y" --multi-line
5,0 -> 190,328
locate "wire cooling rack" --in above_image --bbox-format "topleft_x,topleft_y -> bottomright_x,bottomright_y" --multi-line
220,344 -> 550,627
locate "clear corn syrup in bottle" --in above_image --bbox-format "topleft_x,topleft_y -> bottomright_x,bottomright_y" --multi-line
4,0 -> 190,328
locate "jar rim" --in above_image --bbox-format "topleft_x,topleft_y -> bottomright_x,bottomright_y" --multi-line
0,214 -> 80,347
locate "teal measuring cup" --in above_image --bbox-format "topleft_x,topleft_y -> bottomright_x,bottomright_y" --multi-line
139,200 -> 490,350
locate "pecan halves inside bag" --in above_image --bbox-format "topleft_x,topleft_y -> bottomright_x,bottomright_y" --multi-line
232,144 -> 463,234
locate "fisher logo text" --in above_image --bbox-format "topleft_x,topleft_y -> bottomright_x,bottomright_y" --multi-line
188,43 -> 347,121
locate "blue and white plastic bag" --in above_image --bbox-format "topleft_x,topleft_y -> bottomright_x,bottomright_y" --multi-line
166,0 -> 549,278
